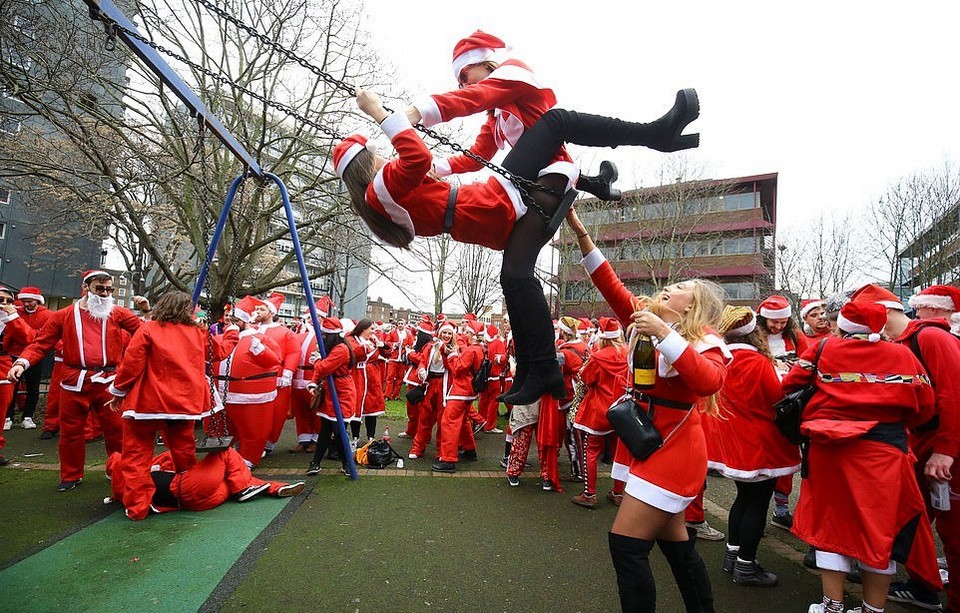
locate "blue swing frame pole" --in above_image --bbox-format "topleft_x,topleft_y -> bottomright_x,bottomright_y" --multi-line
189,172 -> 358,480
83,0 -> 359,479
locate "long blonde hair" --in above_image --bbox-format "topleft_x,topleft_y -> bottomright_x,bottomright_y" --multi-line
341,149 -> 415,249
632,279 -> 726,415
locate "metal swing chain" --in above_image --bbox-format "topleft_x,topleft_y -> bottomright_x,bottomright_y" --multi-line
187,0 -> 560,220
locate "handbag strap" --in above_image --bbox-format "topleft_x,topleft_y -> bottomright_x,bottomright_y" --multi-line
660,403 -> 693,447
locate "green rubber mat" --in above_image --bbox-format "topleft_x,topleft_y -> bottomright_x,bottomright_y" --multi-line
0,497 -> 288,612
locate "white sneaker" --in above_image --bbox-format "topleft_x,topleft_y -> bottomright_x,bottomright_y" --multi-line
686,521 -> 725,541
21,417 -> 36,429
486,427 -> 504,434
408,452 -> 419,459
3,418 -> 11,431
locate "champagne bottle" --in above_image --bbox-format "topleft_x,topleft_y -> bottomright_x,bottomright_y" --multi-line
633,334 -> 656,390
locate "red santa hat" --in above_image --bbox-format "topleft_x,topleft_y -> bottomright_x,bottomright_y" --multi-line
17,286 -> 44,304
264,292 -> 285,315
850,283 -> 903,311
233,295 -> 265,324
597,316 -> 622,340
437,320 -> 456,335
578,317 -> 592,333
463,313 -> 477,322
908,285 -> 960,313
837,301 -> 887,342
799,299 -> 824,319
417,320 -> 434,334
341,318 -> 356,335
333,134 -> 375,178
484,324 -> 499,342
436,313 -> 447,323
315,295 -> 334,317
320,316 -> 343,334
758,295 -> 792,319
463,320 -> 485,336
451,30 -> 507,81
82,269 -> 111,284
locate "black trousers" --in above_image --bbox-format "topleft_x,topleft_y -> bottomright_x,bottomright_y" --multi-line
728,479 -> 777,560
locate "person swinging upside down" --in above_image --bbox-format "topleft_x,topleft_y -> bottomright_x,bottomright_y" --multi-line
337,83 -> 699,406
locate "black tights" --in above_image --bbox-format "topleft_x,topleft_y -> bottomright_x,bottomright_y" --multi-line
312,419 -> 347,470
499,109 -> 672,367
350,416 -> 378,440
728,479 -> 777,561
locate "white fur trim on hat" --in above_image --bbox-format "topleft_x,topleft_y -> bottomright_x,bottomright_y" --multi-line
759,305 -> 792,319
557,320 -> 575,336
837,312 -> 874,337
452,47 -> 496,81
335,142 -> 365,177
908,294 -> 956,312
728,317 -> 757,338
799,301 -> 824,319
17,292 -> 43,303
83,270 -> 111,284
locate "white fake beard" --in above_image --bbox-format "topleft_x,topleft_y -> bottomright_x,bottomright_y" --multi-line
86,293 -> 115,321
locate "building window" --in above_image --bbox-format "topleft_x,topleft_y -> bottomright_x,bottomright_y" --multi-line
0,189 -> 9,204
119,275 -> 127,285
0,222 -> 5,239
117,300 -> 125,307
118,288 -> 126,297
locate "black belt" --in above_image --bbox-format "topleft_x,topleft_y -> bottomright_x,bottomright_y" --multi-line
915,415 -> 940,433
444,186 -> 458,233
427,372 -> 445,379
214,371 -> 278,381
632,392 -> 694,411
861,422 -> 908,453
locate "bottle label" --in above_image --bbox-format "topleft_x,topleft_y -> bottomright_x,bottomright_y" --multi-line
634,368 -> 656,386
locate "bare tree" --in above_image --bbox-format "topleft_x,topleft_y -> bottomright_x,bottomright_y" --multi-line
776,211 -> 866,303
0,0 -> 391,315
456,243 -> 501,315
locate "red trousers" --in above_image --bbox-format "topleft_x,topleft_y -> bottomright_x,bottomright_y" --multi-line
775,473 -> 794,496
291,388 -> 320,443
411,382 -> 445,456
268,385 -> 292,445
59,384 -> 122,482
467,404 -> 486,427
42,361 -> 65,432
385,362 -> 405,399
120,418 -> 197,520
477,379 -> 503,431
225,401 -> 273,466
438,399 -> 477,463
0,384 -> 12,452
575,429 -> 606,496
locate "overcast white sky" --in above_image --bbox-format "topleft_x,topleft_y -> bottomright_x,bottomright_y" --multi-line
359,1 -> 960,310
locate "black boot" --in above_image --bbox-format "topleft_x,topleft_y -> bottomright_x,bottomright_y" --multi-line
609,532 -> 657,612
732,558 -> 779,588
577,160 -> 622,201
502,359 -> 566,406
497,362 -> 527,402
641,89 -> 701,153
658,533 -> 715,613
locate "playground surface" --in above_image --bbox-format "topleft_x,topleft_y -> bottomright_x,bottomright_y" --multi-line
0,403 -> 916,612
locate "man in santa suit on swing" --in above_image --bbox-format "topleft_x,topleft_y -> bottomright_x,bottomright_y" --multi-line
8,270 -> 146,492
256,292 -> 300,457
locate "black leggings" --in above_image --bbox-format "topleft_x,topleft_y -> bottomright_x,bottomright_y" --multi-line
350,416 -> 378,439
727,479 -> 777,561
499,109 -> 668,365
312,419 -> 348,470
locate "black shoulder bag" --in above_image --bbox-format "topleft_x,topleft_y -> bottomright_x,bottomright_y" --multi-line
774,337 -> 828,445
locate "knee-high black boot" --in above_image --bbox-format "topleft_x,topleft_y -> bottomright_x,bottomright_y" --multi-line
657,532 -> 715,613
577,160 -> 622,201
609,532 -> 657,612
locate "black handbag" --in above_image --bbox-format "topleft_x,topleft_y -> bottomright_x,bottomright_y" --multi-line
607,395 -> 663,460
405,383 -> 427,405
774,338 -> 828,445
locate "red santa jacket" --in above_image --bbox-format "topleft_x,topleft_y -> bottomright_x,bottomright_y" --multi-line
894,318 -> 960,458
216,328 -> 282,405
110,321 -> 239,419
310,337 -> 365,421
352,338 -> 386,416
709,344 -> 800,478
292,329 -> 319,390
444,341 -> 484,402
6,304 -> 50,356
259,321 -> 299,383
18,303 -> 142,391
0,311 -> 38,388
574,343 -> 628,435
415,59 -> 567,176
557,338 -> 589,405
364,113 -> 577,251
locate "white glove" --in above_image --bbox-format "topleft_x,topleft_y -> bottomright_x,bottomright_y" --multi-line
418,368 -> 427,383
278,376 -> 292,388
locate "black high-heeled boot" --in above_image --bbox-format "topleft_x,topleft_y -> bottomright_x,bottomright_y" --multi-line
497,361 -> 527,403
577,160 -> 622,201
609,532 -> 657,612
657,532 -> 715,613
502,358 -> 566,406
643,89 -> 700,153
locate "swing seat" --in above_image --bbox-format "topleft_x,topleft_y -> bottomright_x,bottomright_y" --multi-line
545,187 -> 579,238
196,435 -> 234,453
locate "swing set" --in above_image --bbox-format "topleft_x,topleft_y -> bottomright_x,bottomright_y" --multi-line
82,0 -> 567,479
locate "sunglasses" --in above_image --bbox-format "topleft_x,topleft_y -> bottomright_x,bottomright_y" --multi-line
91,285 -> 115,293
